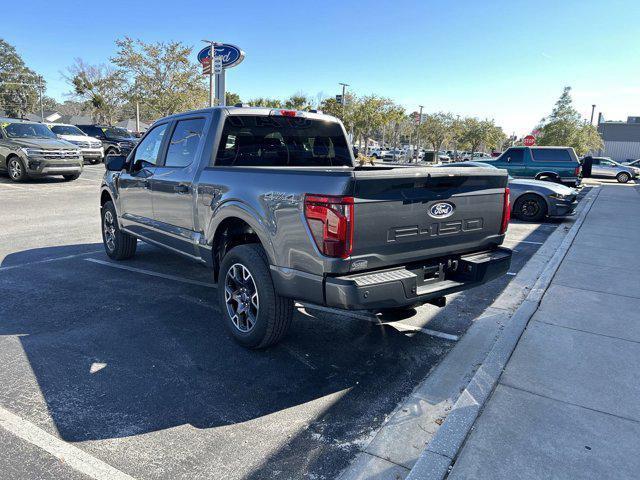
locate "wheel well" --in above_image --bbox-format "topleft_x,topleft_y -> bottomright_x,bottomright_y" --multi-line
535,172 -> 560,181
211,217 -> 261,281
100,190 -> 113,207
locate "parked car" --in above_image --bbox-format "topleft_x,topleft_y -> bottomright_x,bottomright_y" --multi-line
0,117 -> 83,182
76,125 -> 138,157
439,161 -> 579,221
383,148 -> 407,160
368,147 -> 388,159
478,146 -> 582,187
100,106 -> 512,348
621,159 -> 640,176
585,156 -> 637,183
46,123 -> 104,164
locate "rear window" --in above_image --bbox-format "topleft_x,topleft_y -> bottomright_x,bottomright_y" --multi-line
531,148 -> 573,162
214,115 -> 352,167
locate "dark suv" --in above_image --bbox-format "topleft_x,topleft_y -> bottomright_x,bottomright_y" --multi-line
76,125 -> 138,157
0,117 -> 83,182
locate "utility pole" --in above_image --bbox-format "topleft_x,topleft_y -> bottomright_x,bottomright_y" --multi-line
590,104 -> 596,125
135,101 -> 140,133
415,105 -> 424,162
39,83 -> 44,122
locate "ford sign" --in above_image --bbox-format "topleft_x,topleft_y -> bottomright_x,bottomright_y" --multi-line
198,44 -> 245,69
428,202 -> 455,219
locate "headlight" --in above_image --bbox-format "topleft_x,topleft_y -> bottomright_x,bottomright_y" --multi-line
549,193 -> 568,200
20,147 -> 41,157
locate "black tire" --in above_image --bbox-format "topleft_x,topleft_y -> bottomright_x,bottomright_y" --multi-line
90,158 -> 101,165
218,244 -> 293,349
101,201 -> 137,260
513,193 -> 547,222
7,156 -> 27,182
616,172 -> 631,183
63,173 -> 81,181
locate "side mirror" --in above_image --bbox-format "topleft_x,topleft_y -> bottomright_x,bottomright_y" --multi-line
506,157 -> 511,163
105,154 -> 128,172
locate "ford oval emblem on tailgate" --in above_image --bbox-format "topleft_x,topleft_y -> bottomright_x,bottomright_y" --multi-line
429,202 -> 455,219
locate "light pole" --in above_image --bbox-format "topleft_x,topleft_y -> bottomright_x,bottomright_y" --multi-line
415,105 -> 424,162
338,82 -> 352,143
590,104 -> 596,125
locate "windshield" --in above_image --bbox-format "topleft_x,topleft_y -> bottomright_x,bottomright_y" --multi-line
2,122 -> 58,139
103,127 -> 134,139
215,115 -> 352,167
50,125 -> 85,136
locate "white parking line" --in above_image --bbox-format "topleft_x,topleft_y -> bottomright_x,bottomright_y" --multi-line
283,345 -> 317,370
0,250 -> 103,272
298,303 -> 459,341
85,258 -> 217,288
503,239 -> 544,245
0,405 -> 136,480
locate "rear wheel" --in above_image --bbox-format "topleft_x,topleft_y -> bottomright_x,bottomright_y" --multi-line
218,244 -> 293,349
101,201 -> 137,260
7,157 -> 27,182
616,172 -> 631,183
514,193 -> 547,222
63,173 -> 80,181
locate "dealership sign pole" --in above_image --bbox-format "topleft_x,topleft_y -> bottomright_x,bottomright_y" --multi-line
199,42 -> 245,107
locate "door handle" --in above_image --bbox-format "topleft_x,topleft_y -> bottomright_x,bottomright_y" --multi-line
174,184 -> 190,194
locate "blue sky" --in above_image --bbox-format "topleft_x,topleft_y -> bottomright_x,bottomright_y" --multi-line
4,0 -> 639,134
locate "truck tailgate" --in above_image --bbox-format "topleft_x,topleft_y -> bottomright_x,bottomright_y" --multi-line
350,166 -> 509,270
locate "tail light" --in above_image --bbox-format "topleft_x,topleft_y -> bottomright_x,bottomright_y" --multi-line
500,187 -> 510,234
575,166 -> 581,176
304,195 -> 354,258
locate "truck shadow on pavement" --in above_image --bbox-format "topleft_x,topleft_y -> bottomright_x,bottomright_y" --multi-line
0,229 -> 556,478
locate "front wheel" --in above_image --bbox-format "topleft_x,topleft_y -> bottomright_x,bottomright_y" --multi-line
7,157 -> 27,182
63,173 -> 81,181
616,172 -> 631,183
101,201 -> 137,260
514,194 -> 547,222
218,244 -> 293,349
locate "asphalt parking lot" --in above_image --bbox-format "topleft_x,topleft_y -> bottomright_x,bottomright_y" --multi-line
0,165 -> 599,479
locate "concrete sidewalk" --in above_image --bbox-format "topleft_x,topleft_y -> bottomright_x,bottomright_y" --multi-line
446,184 -> 640,479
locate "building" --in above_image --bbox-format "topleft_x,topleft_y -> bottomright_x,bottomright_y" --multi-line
597,116 -> 640,162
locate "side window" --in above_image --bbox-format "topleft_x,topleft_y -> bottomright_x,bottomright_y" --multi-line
164,118 -> 206,168
601,159 -> 615,166
591,158 -> 600,165
133,124 -> 168,166
532,148 -> 572,162
503,149 -> 524,164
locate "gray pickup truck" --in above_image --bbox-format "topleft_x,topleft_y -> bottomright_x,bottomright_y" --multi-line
100,106 -> 512,348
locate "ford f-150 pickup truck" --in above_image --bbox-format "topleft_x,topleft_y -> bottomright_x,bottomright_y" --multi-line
100,106 -> 512,348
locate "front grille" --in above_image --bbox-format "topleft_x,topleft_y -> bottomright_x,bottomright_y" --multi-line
28,149 -> 81,159
73,140 -> 101,148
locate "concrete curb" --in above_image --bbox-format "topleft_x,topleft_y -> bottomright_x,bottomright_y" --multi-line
406,186 -> 601,480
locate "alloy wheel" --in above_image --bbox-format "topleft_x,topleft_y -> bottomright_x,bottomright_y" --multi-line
103,210 -> 116,252
224,263 -> 259,333
8,159 -> 22,180
521,199 -> 540,218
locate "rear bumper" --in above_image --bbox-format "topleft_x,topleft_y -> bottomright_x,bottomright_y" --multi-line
271,247 -> 512,311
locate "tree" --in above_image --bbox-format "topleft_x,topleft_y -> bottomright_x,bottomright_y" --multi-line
461,118 -> 505,154
0,39 -> 45,118
111,37 -> 207,120
284,93 -> 312,110
536,87 -> 603,155
352,95 -> 392,153
247,97 -> 282,108
226,92 -> 241,106
66,59 -> 127,124
420,112 -> 453,154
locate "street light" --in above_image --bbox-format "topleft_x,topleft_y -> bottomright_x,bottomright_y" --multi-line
338,82 -> 352,143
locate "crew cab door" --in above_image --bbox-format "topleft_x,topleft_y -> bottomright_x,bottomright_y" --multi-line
117,123 -> 168,236
148,116 -> 208,249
